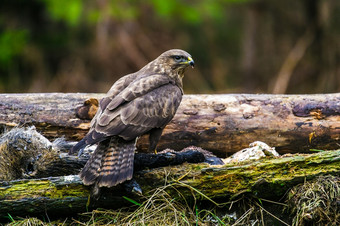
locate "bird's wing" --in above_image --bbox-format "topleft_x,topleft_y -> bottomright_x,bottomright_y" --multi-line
106,71 -> 140,97
85,74 -> 181,143
96,74 -> 172,126
117,84 -> 182,139
89,72 -> 138,128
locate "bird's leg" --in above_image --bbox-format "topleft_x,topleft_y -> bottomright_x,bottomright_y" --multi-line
148,128 -> 164,154
90,182 -> 101,200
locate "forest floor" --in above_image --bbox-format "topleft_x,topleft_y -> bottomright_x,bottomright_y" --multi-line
4,174 -> 339,226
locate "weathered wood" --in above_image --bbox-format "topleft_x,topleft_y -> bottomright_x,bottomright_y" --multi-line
21,148 -> 211,179
0,150 -> 339,218
0,93 -> 339,156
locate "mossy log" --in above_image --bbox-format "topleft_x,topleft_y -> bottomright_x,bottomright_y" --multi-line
0,150 -> 339,218
0,93 -> 339,156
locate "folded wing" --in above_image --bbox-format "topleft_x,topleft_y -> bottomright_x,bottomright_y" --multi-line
74,74 -> 182,152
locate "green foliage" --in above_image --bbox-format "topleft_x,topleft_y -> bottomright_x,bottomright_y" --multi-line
0,29 -> 28,66
150,0 -> 221,24
150,0 -> 252,24
41,0 -> 83,26
0,0 -> 338,93
110,1 -> 139,21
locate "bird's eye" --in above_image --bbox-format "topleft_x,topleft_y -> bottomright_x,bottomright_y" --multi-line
174,56 -> 182,61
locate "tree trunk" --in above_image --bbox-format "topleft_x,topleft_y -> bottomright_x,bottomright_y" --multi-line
0,150 -> 338,218
0,93 -> 339,156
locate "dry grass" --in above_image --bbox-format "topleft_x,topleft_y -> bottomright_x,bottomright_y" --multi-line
70,182 -> 290,226
6,175 -> 339,225
6,217 -> 46,226
74,183 -> 229,225
287,175 -> 340,226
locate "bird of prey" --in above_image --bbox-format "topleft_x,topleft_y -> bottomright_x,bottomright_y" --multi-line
69,49 -> 194,187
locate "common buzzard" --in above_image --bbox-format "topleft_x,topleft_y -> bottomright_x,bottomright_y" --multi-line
70,49 -> 194,187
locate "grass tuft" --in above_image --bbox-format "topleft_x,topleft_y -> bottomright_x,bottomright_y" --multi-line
287,175 -> 340,226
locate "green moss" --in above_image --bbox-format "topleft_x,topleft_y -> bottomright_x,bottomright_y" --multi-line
0,177 -> 89,201
1,150 -> 339,222
174,150 -> 340,200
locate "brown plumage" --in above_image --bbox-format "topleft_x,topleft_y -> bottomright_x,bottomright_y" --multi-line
70,49 -> 194,187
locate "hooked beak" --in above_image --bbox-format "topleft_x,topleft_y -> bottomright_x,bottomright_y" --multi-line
187,56 -> 195,68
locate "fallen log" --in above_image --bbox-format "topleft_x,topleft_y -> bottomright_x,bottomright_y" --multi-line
0,149 -> 338,219
0,93 -> 339,156
0,126 -> 221,181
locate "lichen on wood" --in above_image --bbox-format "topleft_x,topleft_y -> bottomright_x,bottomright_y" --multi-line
138,149 -> 340,200
0,175 -> 90,216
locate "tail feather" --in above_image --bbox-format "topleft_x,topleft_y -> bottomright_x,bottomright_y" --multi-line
80,141 -> 107,185
116,143 -> 134,183
79,137 -> 136,187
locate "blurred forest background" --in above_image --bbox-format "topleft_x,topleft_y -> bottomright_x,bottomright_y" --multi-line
0,0 -> 339,94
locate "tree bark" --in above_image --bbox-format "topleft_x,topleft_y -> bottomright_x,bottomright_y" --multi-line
0,93 -> 339,156
0,150 -> 338,218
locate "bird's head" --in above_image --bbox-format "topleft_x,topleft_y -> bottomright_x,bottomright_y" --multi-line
160,49 -> 194,69
151,49 -> 194,77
